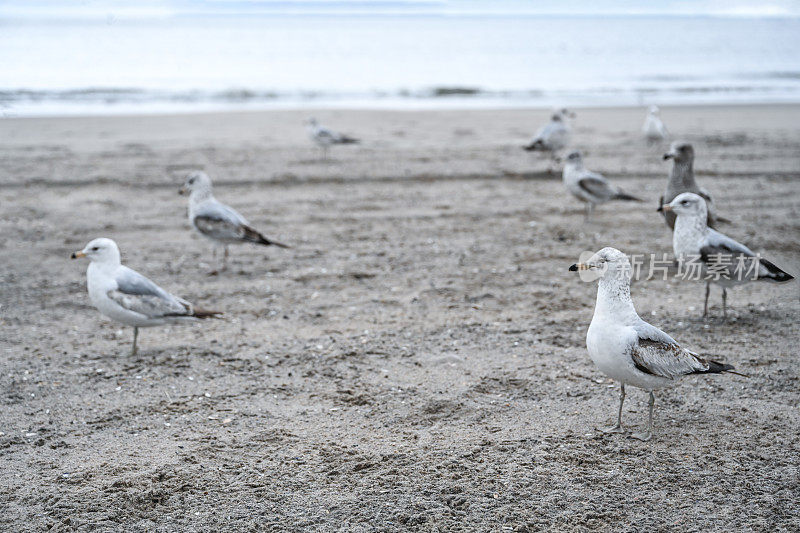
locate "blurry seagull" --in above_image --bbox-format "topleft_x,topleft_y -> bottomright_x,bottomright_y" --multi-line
642,105 -> 668,142
659,141 -> 726,230
523,108 -> 574,157
180,171 -> 289,274
306,117 -> 359,159
570,247 -> 741,441
662,193 -> 793,318
71,238 -> 221,355
562,151 -> 641,221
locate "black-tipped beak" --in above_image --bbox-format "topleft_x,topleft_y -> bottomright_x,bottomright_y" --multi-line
178,186 -> 187,195
663,153 -> 673,160
568,264 -> 578,272
656,204 -> 663,212
71,251 -> 85,259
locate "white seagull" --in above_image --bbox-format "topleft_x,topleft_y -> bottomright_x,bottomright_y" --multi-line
562,151 -> 641,221
570,247 -> 740,441
658,142 -> 725,230
71,238 -> 221,355
180,171 -> 289,273
523,108 -> 574,156
662,193 -> 794,318
306,117 -> 359,159
642,105 -> 668,142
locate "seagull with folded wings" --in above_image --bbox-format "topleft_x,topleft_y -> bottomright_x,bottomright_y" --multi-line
569,247 -> 741,441
180,171 -> 289,274
562,151 -> 641,221
662,192 -> 793,318
71,238 -> 221,355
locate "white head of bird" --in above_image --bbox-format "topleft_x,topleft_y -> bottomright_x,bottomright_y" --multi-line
571,247 -> 632,285
662,192 -> 707,220
71,237 -> 121,267
179,171 -> 213,199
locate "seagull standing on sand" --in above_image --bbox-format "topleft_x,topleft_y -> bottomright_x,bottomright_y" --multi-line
71,238 -> 221,355
659,142 -> 724,229
179,171 -> 289,274
523,108 -> 574,156
569,247 -> 740,441
306,118 -> 359,159
642,105 -> 668,142
562,151 -> 641,221
662,193 -> 794,318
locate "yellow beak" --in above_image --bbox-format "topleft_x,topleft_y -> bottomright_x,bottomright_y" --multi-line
661,204 -> 672,212
568,263 -> 592,272
71,251 -> 86,259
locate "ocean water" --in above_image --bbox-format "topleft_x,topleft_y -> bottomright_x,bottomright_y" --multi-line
1,15 -> 799,116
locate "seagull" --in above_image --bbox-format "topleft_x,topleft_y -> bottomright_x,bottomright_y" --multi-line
659,142 -> 725,230
569,247 -> 740,441
306,117 -> 359,159
662,193 -> 794,318
71,238 -> 221,355
642,105 -> 668,142
179,171 -> 289,273
523,108 -> 574,157
562,151 -> 641,221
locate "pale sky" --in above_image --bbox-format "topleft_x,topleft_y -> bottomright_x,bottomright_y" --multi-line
2,0 -> 799,18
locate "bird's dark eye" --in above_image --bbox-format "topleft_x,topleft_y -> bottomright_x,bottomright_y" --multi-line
681,201 -> 688,205
92,247 -> 99,251
189,178 -> 195,184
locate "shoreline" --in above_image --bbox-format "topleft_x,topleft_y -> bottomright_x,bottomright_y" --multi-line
4,100 -> 800,121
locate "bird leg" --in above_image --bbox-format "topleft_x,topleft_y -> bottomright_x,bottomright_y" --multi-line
131,326 -> 139,356
599,383 -> 625,434
222,245 -> 229,271
584,203 -> 594,222
722,287 -> 728,319
703,282 -> 710,318
630,391 -> 655,442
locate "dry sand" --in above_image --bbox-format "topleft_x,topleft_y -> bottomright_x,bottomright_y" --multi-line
1,105 -> 799,531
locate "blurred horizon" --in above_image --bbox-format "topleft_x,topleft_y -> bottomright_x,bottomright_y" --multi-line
2,2 -> 800,116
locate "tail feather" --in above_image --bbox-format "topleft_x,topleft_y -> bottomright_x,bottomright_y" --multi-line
192,308 -> 223,319
337,136 -> 359,144
523,140 -> 543,151
759,258 -> 794,283
614,191 -> 641,202
699,359 -> 747,377
242,225 -> 291,248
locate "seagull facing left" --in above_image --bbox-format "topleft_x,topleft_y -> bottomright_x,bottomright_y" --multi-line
71,238 -> 221,355
180,171 -> 290,273
570,247 -> 740,441
562,151 -> 641,221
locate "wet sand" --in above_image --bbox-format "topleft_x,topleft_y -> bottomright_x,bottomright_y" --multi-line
1,105 -> 799,531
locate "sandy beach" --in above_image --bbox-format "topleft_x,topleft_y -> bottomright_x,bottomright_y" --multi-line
1,105 -> 799,531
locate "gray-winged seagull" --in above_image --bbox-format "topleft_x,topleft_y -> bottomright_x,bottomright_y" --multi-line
570,247 -> 740,441
71,238 -> 221,355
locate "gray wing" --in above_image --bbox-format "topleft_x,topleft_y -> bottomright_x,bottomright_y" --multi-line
315,126 -> 341,142
630,322 -> 708,379
700,230 -> 784,280
109,267 -> 192,318
193,200 -> 249,242
702,229 -> 755,258
534,122 -> 568,148
577,171 -> 616,201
